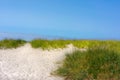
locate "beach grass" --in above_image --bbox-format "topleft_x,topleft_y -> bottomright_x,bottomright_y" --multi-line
30,39 -> 70,49
55,48 -> 120,80
0,39 -> 120,79
0,39 -> 26,49
30,39 -> 120,51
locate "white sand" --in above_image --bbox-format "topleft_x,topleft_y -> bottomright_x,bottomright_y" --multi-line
0,43 -> 76,80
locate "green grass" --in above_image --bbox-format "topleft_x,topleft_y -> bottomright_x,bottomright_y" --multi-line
30,39 -> 120,51
0,39 -> 26,49
0,39 -> 120,50
0,39 -> 120,79
55,49 -> 120,80
30,39 -> 70,49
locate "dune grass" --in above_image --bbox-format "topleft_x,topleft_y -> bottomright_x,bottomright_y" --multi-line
30,39 -> 70,49
30,39 -> 120,51
1,38 -> 120,51
0,39 -> 120,50
55,49 -> 120,80
0,39 -> 120,79
0,39 -> 26,49
30,39 -> 120,79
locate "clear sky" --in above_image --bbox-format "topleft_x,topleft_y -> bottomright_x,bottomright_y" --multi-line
0,0 -> 120,40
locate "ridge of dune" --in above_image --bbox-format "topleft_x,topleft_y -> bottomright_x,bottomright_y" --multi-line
0,43 -> 76,80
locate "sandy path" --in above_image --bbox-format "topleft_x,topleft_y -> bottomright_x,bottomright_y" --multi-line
0,43 -> 75,80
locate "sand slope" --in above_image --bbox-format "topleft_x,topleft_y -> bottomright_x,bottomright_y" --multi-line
0,43 -> 76,80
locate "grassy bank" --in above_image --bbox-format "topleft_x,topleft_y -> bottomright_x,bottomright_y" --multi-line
30,39 -> 70,49
31,39 -> 120,80
0,39 -> 120,51
30,39 -> 120,51
1,39 -> 120,50
0,39 -> 26,49
0,39 -> 120,79
55,49 -> 120,80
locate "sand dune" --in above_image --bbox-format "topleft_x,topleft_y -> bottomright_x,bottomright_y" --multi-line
0,43 -> 76,80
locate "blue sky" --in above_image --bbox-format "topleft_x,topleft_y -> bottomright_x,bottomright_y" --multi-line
0,0 -> 120,40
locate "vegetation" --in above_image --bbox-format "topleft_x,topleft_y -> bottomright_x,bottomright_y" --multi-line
30,39 -> 120,51
30,39 -> 70,49
30,39 -> 120,79
55,49 -> 120,80
0,38 -> 120,50
0,39 -> 26,49
0,39 -> 120,79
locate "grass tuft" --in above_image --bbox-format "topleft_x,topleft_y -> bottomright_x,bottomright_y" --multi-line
30,39 -> 70,49
56,49 -> 120,80
0,39 -> 26,49
30,39 -> 120,51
